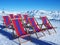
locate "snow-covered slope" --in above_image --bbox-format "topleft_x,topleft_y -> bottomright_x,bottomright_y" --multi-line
0,10 -> 60,45
0,19 -> 60,45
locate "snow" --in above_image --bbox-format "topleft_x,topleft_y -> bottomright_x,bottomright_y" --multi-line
0,11 -> 60,45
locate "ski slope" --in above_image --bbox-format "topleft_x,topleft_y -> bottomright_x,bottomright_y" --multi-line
0,12 -> 60,45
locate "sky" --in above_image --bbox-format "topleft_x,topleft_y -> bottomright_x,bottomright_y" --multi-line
0,0 -> 60,11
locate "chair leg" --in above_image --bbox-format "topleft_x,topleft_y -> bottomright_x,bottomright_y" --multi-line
41,31 -> 45,36
11,29 -> 15,38
18,37 -> 21,45
12,28 -> 18,38
35,32 -> 39,39
53,28 -> 57,33
47,30 -> 51,35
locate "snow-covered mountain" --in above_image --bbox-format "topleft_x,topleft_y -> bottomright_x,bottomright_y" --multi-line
26,10 -> 60,20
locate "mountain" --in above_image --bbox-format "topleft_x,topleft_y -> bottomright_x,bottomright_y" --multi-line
26,10 -> 60,20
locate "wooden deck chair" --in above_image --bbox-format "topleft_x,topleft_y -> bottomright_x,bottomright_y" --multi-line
28,17 -> 45,39
3,16 -> 16,37
23,15 -> 29,24
3,16 -> 11,28
23,15 -> 31,28
12,18 -> 31,45
40,16 -> 56,34
11,14 -> 23,37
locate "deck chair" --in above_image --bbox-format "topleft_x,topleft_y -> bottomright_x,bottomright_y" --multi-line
40,16 -> 56,34
9,14 -> 14,19
28,17 -> 45,39
11,14 -> 23,37
3,16 -> 16,36
12,18 -> 31,45
23,15 -> 31,28
3,16 -> 11,28
23,15 -> 29,24
3,16 -> 18,37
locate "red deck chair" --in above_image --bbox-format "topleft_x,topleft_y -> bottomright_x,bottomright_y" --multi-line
41,16 -> 56,34
23,15 -> 29,24
9,14 -> 14,19
23,15 -> 30,28
12,18 -> 31,45
28,17 -> 45,38
3,16 -> 16,37
3,15 -> 18,36
3,16 -> 11,28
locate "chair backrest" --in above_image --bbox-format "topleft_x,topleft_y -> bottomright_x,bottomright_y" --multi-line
12,18 -> 27,37
14,14 -> 22,18
23,15 -> 29,24
17,14 -> 22,18
9,14 -> 14,19
14,15 -> 20,18
28,17 -> 41,32
3,16 -> 11,27
41,16 -> 53,29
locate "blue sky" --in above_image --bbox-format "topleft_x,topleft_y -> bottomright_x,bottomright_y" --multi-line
0,0 -> 60,11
